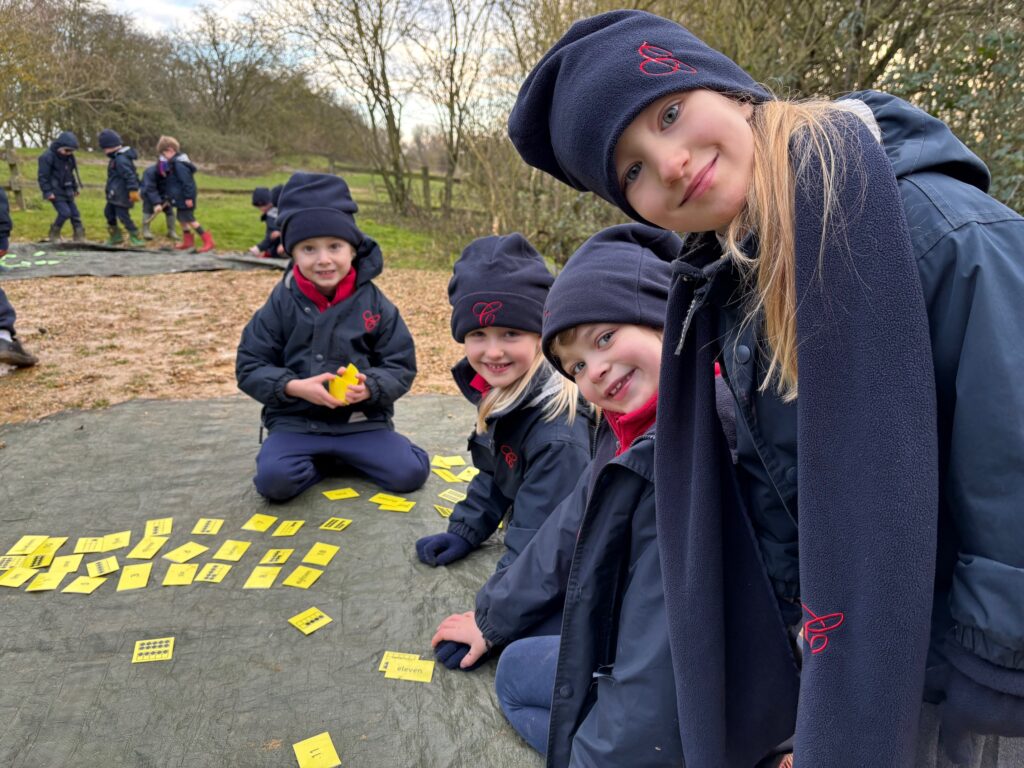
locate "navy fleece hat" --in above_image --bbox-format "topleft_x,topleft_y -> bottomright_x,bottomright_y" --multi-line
270,184 -> 283,206
277,172 -> 363,253
97,129 -> 122,149
448,234 -> 553,342
508,10 -> 771,222
251,187 -> 271,206
55,131 -> 79,150
542,223 -> 680,375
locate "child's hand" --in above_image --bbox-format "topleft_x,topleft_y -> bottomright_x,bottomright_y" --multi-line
248,246 -> 261,256
47,194 -> 55,201
284,373 -> 346,408
154,203 -> 163,213
343,372 -> 370,405
431,611 -> 489,670
270,230 -> 280,240
185,199 -> 194,208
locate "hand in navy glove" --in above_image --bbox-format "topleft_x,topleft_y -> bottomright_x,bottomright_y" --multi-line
415,532 -> 473,566
431,611 -> 490,670
434,640 -> 488,671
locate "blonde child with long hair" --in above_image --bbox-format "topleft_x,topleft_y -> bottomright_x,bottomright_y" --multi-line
509,10 -> 1024,768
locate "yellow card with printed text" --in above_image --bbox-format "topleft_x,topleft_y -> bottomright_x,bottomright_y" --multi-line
302,542 -> 339,567
21,551 -> 55,569
438,489 -> 468,504
25,571 -> 65,592
145,517 -> 173,536
75,537 -> 105,555
322,487 -> 359,501
7,535 -> 48,555
378,650 -> 420,672
241,513 -> 277,532
261,548 -> 294,565
431,468 -> 462,483
0,554 -> 25,570
213,540 -> 251,562
0,568 -> 37,587
292,730 -> 342,768
288,607 -> 332,635
132,637 -> 174,663
327,363 -> 360,403
384,658 -> 435,683
434,505 -> 453,518
32,536 -> 68,556
102,531 -> 132,552
163,542 -> 209,563
319,517 -> 352,532
378,500 -> 416,512
282,565 -> 323,589
50,554 -> 83,575
457,467 -> 481,482
163,563 -> 198,586
62,575 -> 106,594
272,520 -> 304,537
196,562 -> 231,583
87,556 -> 120,578
117,562 -> 152,591
127,536 -> 168,560
243,565 -> 280,589
439,455 -> 466,467
431,455 -> 451,468
368,493 -> 405,505
192,518 -> 224,535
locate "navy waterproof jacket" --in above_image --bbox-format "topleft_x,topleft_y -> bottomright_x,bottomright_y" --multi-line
37,132 -> 80,200
476,423 -> 683,767
140,163 -> 169,208
447,358 -> 592,570
165,153 -> 197,208
256,206 -> 279,255
104,147 -> 139,208
236,236 -> 417,436
0,188 -> 11,251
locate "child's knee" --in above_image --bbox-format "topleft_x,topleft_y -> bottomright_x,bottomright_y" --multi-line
381,449 -> 430,493
253,462 -> 312,502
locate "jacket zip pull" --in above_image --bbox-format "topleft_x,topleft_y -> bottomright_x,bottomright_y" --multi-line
674,283 -> 710,356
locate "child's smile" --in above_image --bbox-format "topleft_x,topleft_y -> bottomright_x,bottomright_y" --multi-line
464,326 -> 541,389
293,237 -> 356,296
558,323 -> 662,413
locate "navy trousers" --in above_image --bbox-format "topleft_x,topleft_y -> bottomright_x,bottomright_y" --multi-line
495,634 -> 560,755
254,428 -> 430,502
50,196 -> 81,228
104,202 -> 136,231
0,287 -> 16,334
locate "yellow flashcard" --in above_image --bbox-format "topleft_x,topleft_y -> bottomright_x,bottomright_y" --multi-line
384,657 -> 435,683
282,565 -> 323,589
74,537 -> 105,555
0,554 -> 26,570
327,363 -> 360,403
261,548 -> 294,565
241,513 -> 277,532
195,562 -> 231,583
127,536 -> 168,560
145,517 -> 173,536
163,563 -> 198,586
86,556 -> 120,578
272,520 -> 304,537
163,542 -> 209,563
192,518 -> 224,535
49,554 -> 83,575
7,535 -> 48,555
378,650 -> 421,672
322,487 -> 359,501
378,500 -> 416,512
243,565 -> 280,589
439,455 -> 466,467
434,505 -> 453,518
25,571 -> 65,592
102,531 -> 132,552
319,517 -> 352,532
0,567 -> 37,587
368,493 -> 406,505
213,540 -> 251,562
117,562 -> 153,591
131,637 -> 174,663
292,730 -> 342,768
457,467 -> 481,482
288,607 -> 333,636
62,575 -> 106,594
438,489 -> 468,504
431,468 -> 462,483
431,455 -> 451,468
22,551 -> 55,569
302,542 -> 339,567
32,536 -> 68,556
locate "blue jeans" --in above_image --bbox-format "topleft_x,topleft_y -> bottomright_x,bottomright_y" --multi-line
50,196 -> 81,228
254,428 -> 430,502
495,634 -> 559,755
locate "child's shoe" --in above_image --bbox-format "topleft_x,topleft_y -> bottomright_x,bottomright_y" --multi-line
105,226 -> 124,246
166,213 -> 179,242
47,223 -> 61,244
176,232 -> 195,251
196,231 -> 215,253
0,337 -> 38,367
72,224 -> 86,243
142,221 -> 154,240
128,231 -> 145,247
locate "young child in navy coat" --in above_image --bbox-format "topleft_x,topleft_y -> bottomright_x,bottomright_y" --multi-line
157,136 -> 215,253
0,188 -> 38,367
98,129 -> 143,247
236,172 -> 430,502
249,186 -> 280,258
509,10 -> 1024,767
432,224 -> 688,767
36,131 -> 84,243
139,159 -> 177,242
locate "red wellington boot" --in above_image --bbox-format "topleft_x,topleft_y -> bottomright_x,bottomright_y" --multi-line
175,231 -> 195,251
196,230 -> 215,253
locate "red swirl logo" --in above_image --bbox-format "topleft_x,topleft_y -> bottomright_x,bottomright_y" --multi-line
637,41 -> 697,77
801,602 -> 845,655
473,300 -> 503,326
362,310 -> 381,331
500,445 -> 518,469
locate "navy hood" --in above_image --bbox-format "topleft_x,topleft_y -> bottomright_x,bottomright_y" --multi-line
844,90 -> 990,192
173,152 -> 197,173
51,131 -> 79,152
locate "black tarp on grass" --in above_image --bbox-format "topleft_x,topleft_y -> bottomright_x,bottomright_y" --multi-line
0,395 -> 540,767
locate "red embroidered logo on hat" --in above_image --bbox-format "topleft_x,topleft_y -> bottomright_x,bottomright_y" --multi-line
500,445 -> 518,469
801,602 -> 845,655
637,42 -> 697,77
363,310 -> 381,331
473,300 -> 503,326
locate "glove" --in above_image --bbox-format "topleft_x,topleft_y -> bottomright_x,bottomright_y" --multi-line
927,639 -> 1024,765
129,190 -> 140,203
434,640 -> 488,671
415,532 -> 473,566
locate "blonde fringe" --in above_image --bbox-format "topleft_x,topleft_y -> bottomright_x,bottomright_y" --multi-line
475,352 -> 580,434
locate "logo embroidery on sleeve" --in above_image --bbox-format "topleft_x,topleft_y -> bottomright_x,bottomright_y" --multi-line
500,445 -> 518,469
801,602 -> 845,655
637,42 -> 697,77
362,310 -> 381,331
472,300 -> 503,326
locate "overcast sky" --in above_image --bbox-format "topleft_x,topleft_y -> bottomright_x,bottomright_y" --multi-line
102,0 -> 254,33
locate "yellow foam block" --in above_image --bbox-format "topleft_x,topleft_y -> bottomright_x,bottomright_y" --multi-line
327,363 -> 360,403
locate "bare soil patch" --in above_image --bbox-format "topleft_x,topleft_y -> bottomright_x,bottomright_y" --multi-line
0,269 -> 462,424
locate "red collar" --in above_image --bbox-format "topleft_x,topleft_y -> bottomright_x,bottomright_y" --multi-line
604,391 -> 658,456
293,266 -> 358,312
469,373 -> 492,395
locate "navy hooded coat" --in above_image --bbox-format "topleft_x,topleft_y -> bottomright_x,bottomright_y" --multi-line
37,132 -> 80,200
104,147 -> 139,208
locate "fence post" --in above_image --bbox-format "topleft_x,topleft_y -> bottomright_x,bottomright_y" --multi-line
421,166 -> 431,212
5,141 -> 26,211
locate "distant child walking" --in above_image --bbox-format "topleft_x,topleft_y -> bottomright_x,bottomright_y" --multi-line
140,157 -> 177,242
36,131 -> 85,243
236,172 -> 430,502
509,10 -> 1024,767
157,136 -> 214,253
98,129 -> 143,247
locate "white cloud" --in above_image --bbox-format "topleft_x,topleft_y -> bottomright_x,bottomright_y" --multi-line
100,0 -> 254,34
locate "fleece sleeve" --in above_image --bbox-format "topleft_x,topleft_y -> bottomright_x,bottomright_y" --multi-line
235,294 -> 298,406
361,296 -> 416,408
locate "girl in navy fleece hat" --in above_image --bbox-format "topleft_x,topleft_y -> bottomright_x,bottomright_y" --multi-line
509,9 -> 1024,768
